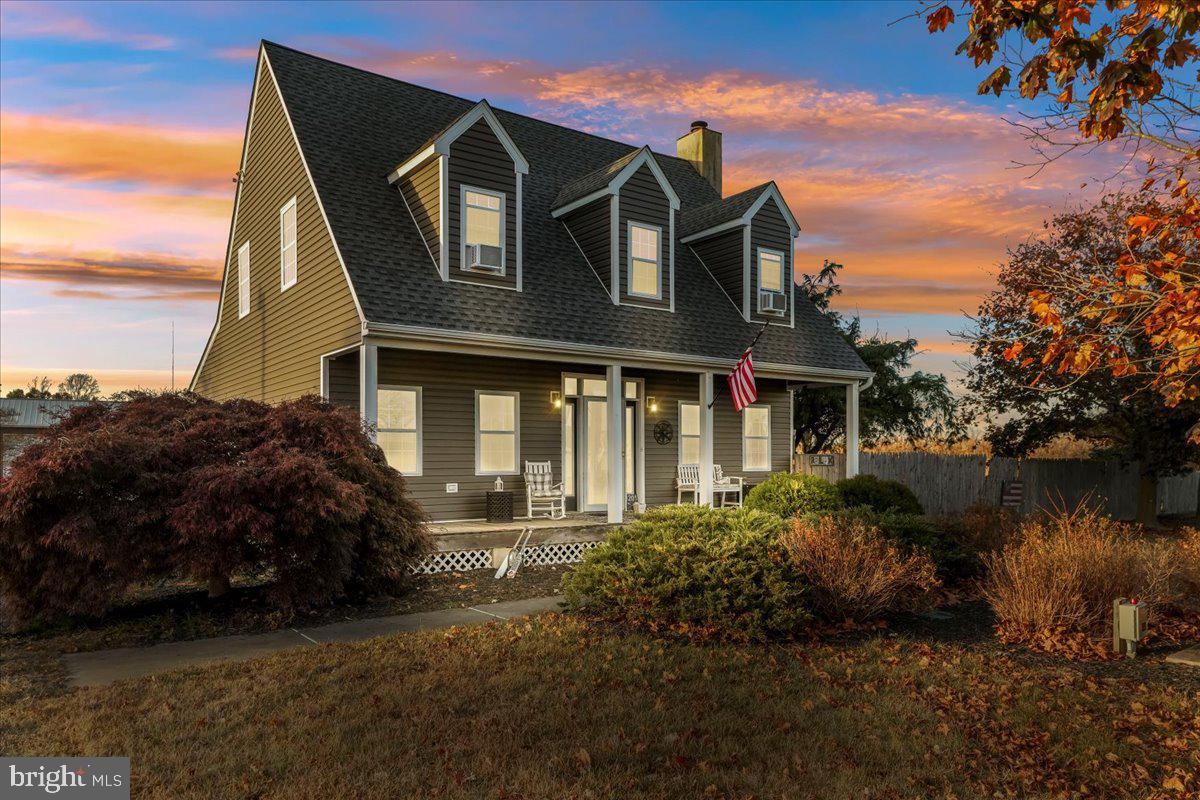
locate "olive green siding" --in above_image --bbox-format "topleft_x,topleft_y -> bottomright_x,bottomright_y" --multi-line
397,156 -> 441,274
749,196 -> 793,326
447,119 -> 518,289
192,61 -> 361,401
617,163 -> 671,309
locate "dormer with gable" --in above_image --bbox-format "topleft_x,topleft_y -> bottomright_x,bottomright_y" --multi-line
680,181 -> 799,327
387,100 -> 530,291
551,147 -> 680,311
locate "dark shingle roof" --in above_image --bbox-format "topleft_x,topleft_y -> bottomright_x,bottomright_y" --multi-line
552,146 -> 642,209
680,182 -> 771,239
263,42 -> 868,375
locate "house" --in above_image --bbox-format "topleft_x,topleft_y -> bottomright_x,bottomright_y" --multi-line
0,398 -> 95,473
190,42 -> 872,527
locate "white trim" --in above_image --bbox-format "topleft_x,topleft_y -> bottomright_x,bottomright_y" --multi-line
318,342 -> 359,400
626,220 -> 663,300
562,220 -> 611,297
515,171 -> 523,292
360,342 -> 378,442
756,246 -> 786,315
438,101 -> 529,173
549,187 -> 609,219
279,196 -> 298,290
192,47 -> 367,389
475,389 -> 521,476
845,382 -> 860,478
668,208 -> 675,314
699,373 -> 714,506
377,384 -> 423,476
609,194 -> 619,304
438,155 -> 450,280
365,324 -> 875,381
741,225 -> 752,321
679,183 -> 801,245
236,241 -> 251,319
742,404 -> 771,472
386,143 -> 436,184
605,364 -> 624,523
550,146 -> 680,218
397,180 -> 439,275
459,184 -> 506,276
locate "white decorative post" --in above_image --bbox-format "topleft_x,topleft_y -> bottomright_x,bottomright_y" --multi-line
360,342 -> 378,442
606,364 -> 624,523
699,372 -> 714,505
845,380 -> 859,478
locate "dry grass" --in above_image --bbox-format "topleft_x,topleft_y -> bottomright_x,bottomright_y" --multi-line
1,616 -> 1196,799
984,506 -> 1198,635
783,515 -> 940,622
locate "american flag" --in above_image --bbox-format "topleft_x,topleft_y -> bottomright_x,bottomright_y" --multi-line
727,349 -> 757,411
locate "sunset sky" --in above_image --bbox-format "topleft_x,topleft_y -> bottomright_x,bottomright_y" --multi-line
0,0 -> 1131,395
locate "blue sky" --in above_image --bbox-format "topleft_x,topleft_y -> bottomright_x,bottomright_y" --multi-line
0,1 -> 1116,394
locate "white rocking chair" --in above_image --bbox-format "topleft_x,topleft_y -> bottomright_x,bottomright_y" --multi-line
713,465 -> 744,508
524,460 -> 566,520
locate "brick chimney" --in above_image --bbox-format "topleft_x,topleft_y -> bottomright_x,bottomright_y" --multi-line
676,120 -> 722,196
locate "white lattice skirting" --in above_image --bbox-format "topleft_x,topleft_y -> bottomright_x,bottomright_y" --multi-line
411,541 -> 599,574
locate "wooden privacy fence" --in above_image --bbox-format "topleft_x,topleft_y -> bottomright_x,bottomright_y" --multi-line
798,452 -> 1199,520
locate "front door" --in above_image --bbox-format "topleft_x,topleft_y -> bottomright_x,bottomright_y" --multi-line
580,397 -> 608,512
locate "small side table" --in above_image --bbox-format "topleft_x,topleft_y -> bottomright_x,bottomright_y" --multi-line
486,491 -> 514,523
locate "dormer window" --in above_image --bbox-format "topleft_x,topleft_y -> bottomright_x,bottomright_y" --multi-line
462,187 -> 505,274
757,248 -> 786,315
628,222 -> 662,299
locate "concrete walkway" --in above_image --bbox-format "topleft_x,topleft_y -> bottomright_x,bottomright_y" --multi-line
63,595 -> 564,688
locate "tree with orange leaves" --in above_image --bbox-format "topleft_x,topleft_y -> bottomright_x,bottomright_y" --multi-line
918,0 -> 1199,438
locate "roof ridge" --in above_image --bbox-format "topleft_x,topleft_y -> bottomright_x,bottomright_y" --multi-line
260,40 -> 701,170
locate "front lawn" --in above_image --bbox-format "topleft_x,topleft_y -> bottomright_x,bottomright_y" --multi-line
3,615 -> 1196,799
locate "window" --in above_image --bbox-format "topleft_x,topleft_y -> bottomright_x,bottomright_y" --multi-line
462,187 -> 504,273
378,386 -> 421,475
743,405 -> 771,471
628,222 -> 661,298
679,401 -> 700,465
758,248 -> 784,294
279,197 -> 297,290
237,242 -> 250,318
476,391 -> 519,474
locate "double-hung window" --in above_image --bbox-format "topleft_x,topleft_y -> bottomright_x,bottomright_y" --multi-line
743,405 -> 771,471
462,187 -> 504,273
679,401 -> 700,465
377,386 -> 421,475
628,222 -> 661,298
279,197 -> 297,290
237,242 -> 250,318
759,249 -> 783,294
476,391 -> 519,474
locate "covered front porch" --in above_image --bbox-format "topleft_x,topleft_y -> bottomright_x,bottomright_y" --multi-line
323,337 -> 867,526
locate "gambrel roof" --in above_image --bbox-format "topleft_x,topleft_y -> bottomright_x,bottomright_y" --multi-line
262,42 -> 868,376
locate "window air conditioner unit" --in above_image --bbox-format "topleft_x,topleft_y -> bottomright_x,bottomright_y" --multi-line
465,243 -> 503,273
759,290 -> 786,315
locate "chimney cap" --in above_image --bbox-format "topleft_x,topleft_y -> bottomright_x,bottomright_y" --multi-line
690,120 -> 708,131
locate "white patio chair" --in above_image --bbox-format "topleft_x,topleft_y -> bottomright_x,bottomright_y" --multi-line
713,465 -> 744,508
524,460 -> 565,520
676,463 -> 700,504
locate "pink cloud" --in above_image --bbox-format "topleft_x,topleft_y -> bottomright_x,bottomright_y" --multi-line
0,1 -> 176,50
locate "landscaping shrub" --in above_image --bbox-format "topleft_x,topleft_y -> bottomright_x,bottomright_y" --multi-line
983,506 -> 1194,637
0,393 -> 429,626
835,474 -> 923,515
803,507 -> 974,579
743,472 -> 841,519
783,514 -> 940,622
562,505 -> 807,639
944,502 -> 1020,555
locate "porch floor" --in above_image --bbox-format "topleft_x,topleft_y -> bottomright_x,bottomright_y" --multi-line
428,512 -> 615,552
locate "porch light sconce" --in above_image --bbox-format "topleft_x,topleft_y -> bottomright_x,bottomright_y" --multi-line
647,396 -> 659,414
550,390 -> 562,409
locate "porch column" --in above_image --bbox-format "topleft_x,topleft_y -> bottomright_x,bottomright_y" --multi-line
699,372 -> 714,505
845,380 -> 859,478
359,342 -> 378,442
606,364 -> 624,523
